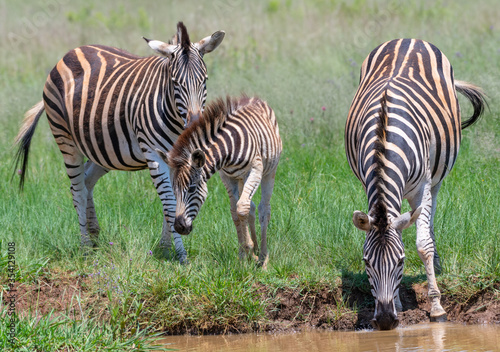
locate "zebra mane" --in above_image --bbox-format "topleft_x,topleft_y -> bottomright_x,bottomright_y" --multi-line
203,94 -> 255,127
168,95 -> 257,170
372,94 -> 390,234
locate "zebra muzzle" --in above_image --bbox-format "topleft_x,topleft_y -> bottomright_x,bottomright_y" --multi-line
174,216 -> 192,235
372,301 -> 399,330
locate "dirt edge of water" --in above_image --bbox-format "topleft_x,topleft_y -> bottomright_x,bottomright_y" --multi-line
260,282 -> 500,332
6,274 -> 500,334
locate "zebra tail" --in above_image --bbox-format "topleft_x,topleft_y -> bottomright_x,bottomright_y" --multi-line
13,101 -> 45,190
455,80 -> 488,129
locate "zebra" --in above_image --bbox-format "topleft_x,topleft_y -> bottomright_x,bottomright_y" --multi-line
345,39 -> 486,330
156,95 -> 282,269
14,22 -> 225,264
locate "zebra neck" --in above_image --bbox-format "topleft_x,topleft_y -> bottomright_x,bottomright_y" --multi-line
367,178 -> 403,220
200,144 -> 226,182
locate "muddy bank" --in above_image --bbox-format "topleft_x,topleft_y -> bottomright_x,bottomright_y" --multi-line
5,274 -> 500,334
262,283 -> 500,332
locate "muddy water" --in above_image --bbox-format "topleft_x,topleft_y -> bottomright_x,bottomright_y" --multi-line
159,323 -> 500,351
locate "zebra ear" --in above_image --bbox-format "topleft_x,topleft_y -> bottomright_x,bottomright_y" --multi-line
353,211 -> 373,232
191,149 -> 206,169
393,206 -> 422,231
194,30 -> 225,55
143,37 -> 177,57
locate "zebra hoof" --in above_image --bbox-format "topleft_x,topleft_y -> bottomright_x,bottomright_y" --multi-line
430,312 -> 447,322
257,256 -> 269,270
178,254 -> 189,265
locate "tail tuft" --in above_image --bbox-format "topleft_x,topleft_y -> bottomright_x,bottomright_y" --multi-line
455,80 -> 488,129
13,101 -> 45,190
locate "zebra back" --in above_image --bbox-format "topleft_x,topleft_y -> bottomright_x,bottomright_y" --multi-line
346,38 -> 486,213
168,95 -> 281,183
39,22 -> 224,172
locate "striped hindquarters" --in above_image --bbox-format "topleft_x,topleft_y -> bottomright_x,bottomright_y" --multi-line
216,96 -> 282,177
346,38 -> 465,206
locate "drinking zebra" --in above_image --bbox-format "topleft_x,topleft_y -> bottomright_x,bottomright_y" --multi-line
156,95 -> 282,268
345,39 -> 486,330
14,22 -> 225,263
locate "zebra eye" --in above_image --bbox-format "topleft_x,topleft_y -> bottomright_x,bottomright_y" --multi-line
187,184 -> 197,193
398,258 -> 405,267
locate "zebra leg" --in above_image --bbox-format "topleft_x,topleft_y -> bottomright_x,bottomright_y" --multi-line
410,180 -> 447,322
236,162 -> 263,262
237,179 -> 253,260
160,218 -> 172,259
62,152 -> 91,249
220,174 -> 255,261
144,147 -> 187,264
248,201 -> 258,254
84,161 -> 109,243
256,171 -> 276,270
430,182 -> 443,274
160,217 -> 188,264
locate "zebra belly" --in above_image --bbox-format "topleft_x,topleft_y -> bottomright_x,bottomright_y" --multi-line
221,165 -> 252,180
75,128 -> 148,171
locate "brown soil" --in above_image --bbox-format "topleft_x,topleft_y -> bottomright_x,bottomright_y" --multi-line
4,273 -> 109,320
4,273 -> 500,334
261,282 -> 500,332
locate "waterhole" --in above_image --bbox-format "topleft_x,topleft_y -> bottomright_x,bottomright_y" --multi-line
159,323 -> 500,351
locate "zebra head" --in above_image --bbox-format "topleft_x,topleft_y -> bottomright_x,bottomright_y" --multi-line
144,22 -> 225,128
157,148 -> 208,235
352,206 -> 421,330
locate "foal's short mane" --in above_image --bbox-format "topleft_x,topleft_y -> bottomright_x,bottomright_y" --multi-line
168,95 -> 259,169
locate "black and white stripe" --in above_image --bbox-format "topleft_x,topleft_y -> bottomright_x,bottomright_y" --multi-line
157,95 -> 282,268
14,22 -> 225,263
345,39 -> 486,330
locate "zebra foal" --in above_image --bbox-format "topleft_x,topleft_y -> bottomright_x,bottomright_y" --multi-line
156,96 -> 282,268
14,22 -> 225,263
345,39 -> 486,330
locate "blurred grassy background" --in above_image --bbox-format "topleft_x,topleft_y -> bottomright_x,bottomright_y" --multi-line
0,0 -> 499,347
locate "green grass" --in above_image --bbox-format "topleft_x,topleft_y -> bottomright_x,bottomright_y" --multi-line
1,0 -> 499,348
0,304 -> 170,351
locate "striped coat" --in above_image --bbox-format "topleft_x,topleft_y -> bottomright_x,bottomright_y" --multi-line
15,23 -> 225,263
157,96 -> 282,268
345,38 -> 486,329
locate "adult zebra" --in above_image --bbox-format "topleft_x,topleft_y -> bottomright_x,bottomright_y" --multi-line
14,22 -> 225,263
156,95 -> 282,269
345,39 -> 486,330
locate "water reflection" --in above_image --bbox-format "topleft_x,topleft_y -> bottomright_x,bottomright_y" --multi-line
159,323 -> 500,352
